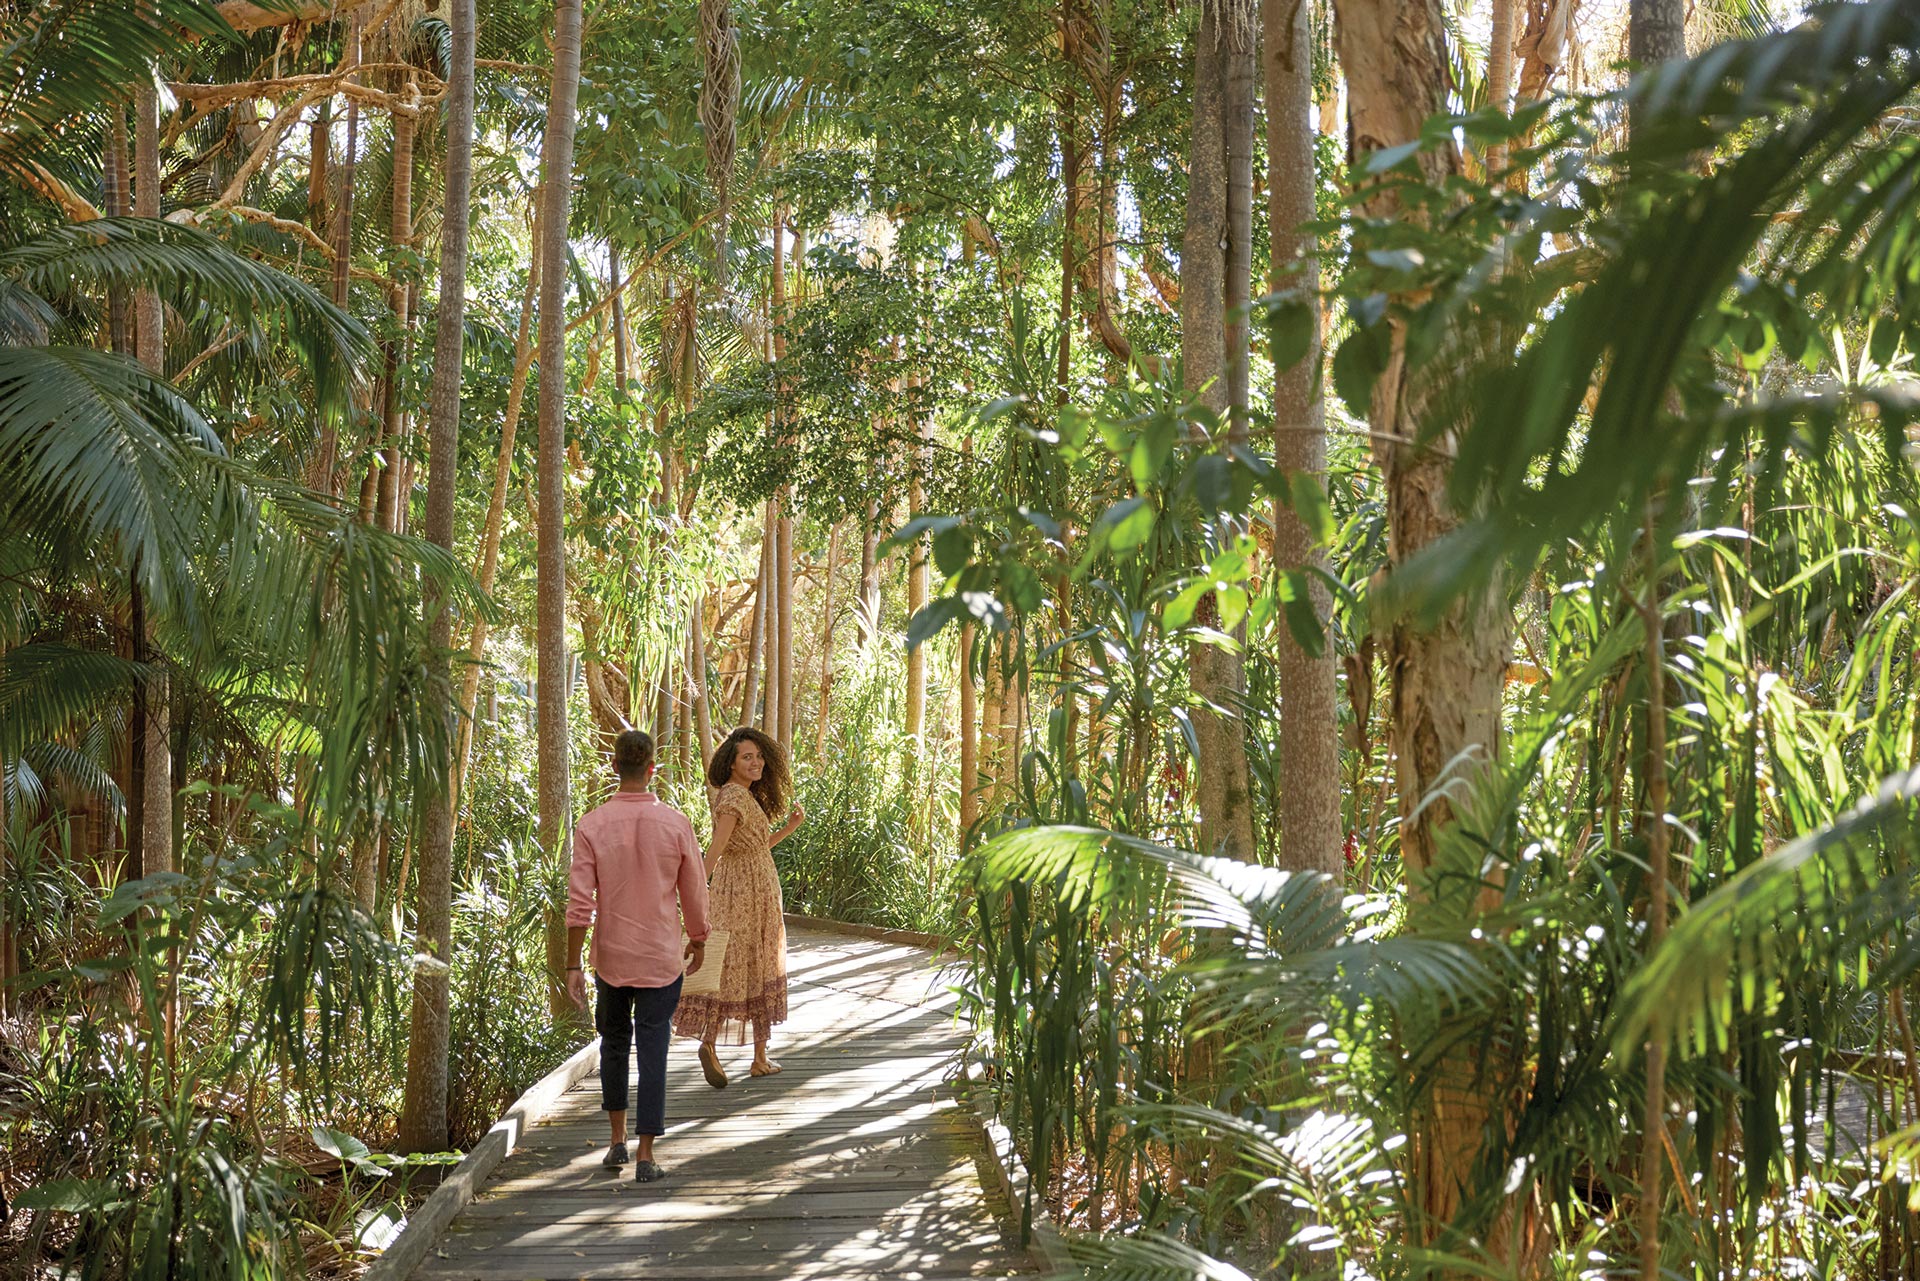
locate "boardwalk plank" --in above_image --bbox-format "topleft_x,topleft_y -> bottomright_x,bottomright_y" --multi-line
404,927 -> 1027,1281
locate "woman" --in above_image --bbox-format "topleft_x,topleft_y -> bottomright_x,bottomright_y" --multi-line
673,727 -> 805,1086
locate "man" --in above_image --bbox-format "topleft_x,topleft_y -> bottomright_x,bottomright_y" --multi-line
566,729 -> 709,1183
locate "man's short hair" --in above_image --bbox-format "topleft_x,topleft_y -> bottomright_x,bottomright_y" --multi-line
613,729 -> 655,779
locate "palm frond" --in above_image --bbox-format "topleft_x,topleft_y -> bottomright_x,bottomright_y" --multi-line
1,217 -> 371,412
0,643 -> 142,759
0,344 -> 220,613
0,0 -> 233,181
1614,764 -> 1920,1057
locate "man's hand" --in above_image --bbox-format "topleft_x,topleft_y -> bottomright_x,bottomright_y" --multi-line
685,939 -> 706,975
566,967 -> 588,1009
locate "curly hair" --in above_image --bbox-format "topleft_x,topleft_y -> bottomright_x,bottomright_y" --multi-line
706,727 -> 790,819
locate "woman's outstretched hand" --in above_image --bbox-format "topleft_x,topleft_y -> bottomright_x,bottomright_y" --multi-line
784,804 -> 806,833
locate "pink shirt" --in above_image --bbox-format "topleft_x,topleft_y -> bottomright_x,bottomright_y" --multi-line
567,791 -> 711,989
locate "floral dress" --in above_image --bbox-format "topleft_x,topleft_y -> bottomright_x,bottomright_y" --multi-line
672,782 -> 789,1044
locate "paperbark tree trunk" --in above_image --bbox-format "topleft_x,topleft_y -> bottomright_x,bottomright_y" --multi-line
397,0 -> 472,1156
1264,0 -> 1341,877
535,0 -> 584,1025
453,197 -> 542,805
1333,0 -> 1515,1259
1182,0 -> 1257,863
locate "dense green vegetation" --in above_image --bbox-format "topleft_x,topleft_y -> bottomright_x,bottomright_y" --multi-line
6,0 -> 1920,1277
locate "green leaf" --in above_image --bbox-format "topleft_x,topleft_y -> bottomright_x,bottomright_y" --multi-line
932,525 -> 973,578
1265,296 -> 1317,372
905,597 -> 964,650
1166,581 -> 1210,630
1285,471 -> 1337,546
1277,570 -> 1327,658
1097,496 -> 1157,554
1362,139 -> 1423,175
1192,454 -> 1233,513
15,1178 -> 130,1214
1332,325 -> 1387,421
1216,586 -> 1248,633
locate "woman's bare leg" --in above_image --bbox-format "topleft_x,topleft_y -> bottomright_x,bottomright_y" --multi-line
750,1018 -> 781,1075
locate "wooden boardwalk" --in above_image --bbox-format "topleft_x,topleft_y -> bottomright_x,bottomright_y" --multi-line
410,926 -> 1032,1281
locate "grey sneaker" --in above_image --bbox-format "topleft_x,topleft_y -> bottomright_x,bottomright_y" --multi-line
601,1142 -> 629,1168
634,1159 -> 667,1183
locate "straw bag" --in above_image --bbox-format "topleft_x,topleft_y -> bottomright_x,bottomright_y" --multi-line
681,929 -> 729,997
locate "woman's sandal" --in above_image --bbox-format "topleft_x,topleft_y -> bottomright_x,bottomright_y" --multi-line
749,1059 -> 783,1077
698,1043 -> 728,1090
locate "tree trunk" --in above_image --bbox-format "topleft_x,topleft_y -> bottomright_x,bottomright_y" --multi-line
814,522 -> 842,762
1182,0 -> 1257,863
699,0 -> 739,291
959,624 -> 978,838
770,208 -> 796,753
398,0 -> 472,1155
859,502 -> 881,645
777,507 -> 795,753
691,601 -> 714,764
609,244 -> 630,392
307,101 -> 329,235
905,416 -> 929,747
1628,6 -> 1685,1274
762,503 -> 783,740
1333,0 -> 1514,1258
0,760 -> 10,1016
1485,0 -> 1518,174
107,106 -> 132,353
741,510 -> 770,725
453,196 -> 543,807
1265,0 -> 1341,877
315,13 -> 362,496
134,77 -> 172,882
535,0 -> 584,1025
1629,0 -> 1686,70
980,637 -> 1004,813
376,86 -> 416,533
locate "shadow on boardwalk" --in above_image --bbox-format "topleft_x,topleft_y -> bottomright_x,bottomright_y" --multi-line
410,927 -> 1031,1281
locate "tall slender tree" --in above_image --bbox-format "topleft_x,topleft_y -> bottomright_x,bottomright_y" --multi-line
133,74 -> 170,882
535,0 -> 585,1021
1264,0 -> 1341,875
396,0 -> 474,1157
1182,0 -> 1258,862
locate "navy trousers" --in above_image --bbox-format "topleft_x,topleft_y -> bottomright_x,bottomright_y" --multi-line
596,974 -> 683,1135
